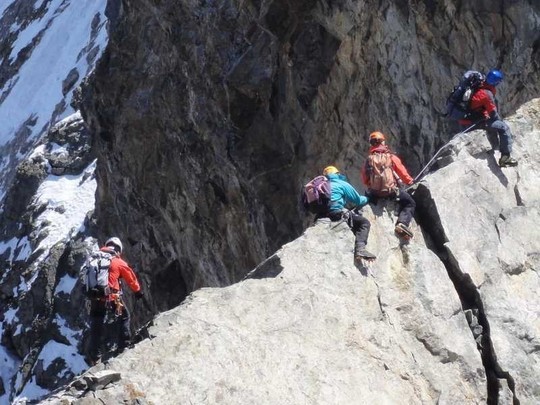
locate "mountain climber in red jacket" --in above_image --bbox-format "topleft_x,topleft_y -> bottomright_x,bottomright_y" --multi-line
361,131 -> 416,240
87,237 -> 143,365
458,69 -> 518,167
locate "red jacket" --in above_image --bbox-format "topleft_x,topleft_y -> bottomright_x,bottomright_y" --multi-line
458,83 -> 498,125
361,144 -> 413,187
100,246 -> 141,295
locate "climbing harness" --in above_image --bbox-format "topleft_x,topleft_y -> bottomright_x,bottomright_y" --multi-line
112,293 -> 124,317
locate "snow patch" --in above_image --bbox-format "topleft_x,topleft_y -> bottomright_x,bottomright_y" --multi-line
54,274 -> 77,295
0,2 -> 12,19
14,237 -> 32,262
0,236 -> 33,266
52,111 -> 82,129
3,307 -> 19,324
28,144 -> 46,159
9,0 -> 63,61
0,0 -> 108,149
54,316 -> 83,348
34,0 -> 47,10
32,161 -> 97,264
13,375 -> 49,404
10,317 -> 89,402
37,339 -> 86,374
0,343 -> 20,404
49,142 -> 69,158
0,236 -> 18,257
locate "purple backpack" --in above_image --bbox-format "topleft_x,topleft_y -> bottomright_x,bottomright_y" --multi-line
302,175 -> 332,214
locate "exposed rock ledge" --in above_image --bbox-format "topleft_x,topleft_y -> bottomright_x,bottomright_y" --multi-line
37,99 -> 540,404
39,221 -> 486,404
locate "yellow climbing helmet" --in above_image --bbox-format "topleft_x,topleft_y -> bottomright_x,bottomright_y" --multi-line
323,166 -> 339,175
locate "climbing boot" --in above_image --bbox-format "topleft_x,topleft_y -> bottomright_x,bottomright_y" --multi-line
395,223 -> 413,240
499,155 -> 518,167
354,248 -> 377,262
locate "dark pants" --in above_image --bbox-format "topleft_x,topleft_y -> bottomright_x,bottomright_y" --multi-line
326,210 -> 371,251
368,189 -> 416,227
89,297 -> 132,361
464,120 -> 513,155
396,190 -> 416,227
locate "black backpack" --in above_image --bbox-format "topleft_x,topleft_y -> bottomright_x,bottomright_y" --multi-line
445,70 -> 484,120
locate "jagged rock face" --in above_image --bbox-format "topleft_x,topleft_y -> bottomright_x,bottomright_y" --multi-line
0,0 -> 539,402
414,99 -> 540,403
0,113 -> 98,402
82,0 -> 540,315
39,220 -> 488,404
39,98 -> 540,405
0,1 -> 108,401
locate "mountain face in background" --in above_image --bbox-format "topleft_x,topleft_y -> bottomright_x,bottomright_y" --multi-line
0,0 -> 108,402
0,0 -> 539,403
82,0 -> 540,312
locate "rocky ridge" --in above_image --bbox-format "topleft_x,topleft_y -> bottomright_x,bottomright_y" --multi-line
39,99 -> 540,404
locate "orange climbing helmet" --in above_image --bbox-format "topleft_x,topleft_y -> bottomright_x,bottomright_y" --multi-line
369,131 -> 386,144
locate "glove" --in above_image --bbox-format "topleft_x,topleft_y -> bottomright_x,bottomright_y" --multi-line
135,291 -> 144,300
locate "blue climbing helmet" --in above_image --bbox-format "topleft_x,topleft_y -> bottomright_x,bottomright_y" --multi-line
485,69 -> 504,86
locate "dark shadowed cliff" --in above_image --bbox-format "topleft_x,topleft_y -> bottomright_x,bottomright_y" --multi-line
81,0 -> 540,316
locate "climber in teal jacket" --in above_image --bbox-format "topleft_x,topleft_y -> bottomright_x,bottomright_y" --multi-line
322,166 -> 375,261
326,172 -> 369,213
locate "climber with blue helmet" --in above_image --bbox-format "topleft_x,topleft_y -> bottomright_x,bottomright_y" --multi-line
458,69 -> 518,167
485,69 -> 504,86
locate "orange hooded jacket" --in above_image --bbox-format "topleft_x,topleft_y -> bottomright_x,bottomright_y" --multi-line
361,144 -> 413,188
99,246 -> 141,297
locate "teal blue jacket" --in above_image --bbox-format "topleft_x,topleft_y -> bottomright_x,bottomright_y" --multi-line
326,173 -> 369,212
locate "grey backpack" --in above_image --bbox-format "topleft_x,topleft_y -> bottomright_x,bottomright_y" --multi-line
84,251 -> 113,298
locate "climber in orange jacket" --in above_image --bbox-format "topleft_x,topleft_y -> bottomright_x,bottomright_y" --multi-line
361,131 -> 416,240
87,237 -> 143,365
103,244 -> 141,298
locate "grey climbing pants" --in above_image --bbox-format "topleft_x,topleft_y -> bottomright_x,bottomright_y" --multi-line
468,119 -> 513,155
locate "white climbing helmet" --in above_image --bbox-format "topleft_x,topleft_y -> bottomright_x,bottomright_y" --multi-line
105,237 -> 123,253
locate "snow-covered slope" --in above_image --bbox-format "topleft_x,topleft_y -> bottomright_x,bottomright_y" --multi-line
0,1 -> 108,403
0,0 -> 107,197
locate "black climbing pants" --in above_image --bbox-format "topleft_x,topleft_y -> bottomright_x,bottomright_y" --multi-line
326,210 -> 371,250
89,297 -> 132,361
396,190 -> 416,227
